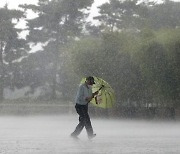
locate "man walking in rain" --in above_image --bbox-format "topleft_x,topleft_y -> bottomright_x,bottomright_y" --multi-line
71,76 -> 98,139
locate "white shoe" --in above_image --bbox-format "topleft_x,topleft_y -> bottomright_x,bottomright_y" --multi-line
70,133 -> 79,139
88,134 -> 96,139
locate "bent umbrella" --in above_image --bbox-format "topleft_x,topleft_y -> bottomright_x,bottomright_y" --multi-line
81,76 -> 116,108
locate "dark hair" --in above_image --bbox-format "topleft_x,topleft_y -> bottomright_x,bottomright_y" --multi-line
86,76 -> 95,84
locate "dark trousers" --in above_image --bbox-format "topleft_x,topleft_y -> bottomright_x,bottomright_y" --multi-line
72,104 -> 93,137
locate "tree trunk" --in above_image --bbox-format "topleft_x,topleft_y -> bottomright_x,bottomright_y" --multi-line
51,72 -> 57,100
0,42 -> 4,101
51,38 -> 59,100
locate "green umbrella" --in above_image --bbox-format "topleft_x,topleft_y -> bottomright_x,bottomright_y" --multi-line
80,76 -> 116,108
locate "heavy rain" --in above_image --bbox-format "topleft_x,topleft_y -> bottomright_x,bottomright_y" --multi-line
0,0 -> 180,153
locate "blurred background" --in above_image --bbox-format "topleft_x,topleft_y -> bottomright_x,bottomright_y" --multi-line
0,0 -> 180,119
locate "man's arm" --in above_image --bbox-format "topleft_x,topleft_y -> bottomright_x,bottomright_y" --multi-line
85,91 -> 99,102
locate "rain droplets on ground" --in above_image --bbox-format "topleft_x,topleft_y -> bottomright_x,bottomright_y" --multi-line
0,115 -> 180,154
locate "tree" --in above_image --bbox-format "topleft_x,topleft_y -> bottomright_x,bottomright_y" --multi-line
20,0 -> 93,99
148,0 -> 180,29
136,33 -> 170,106
93,0 -> 148,32
90,0 -> 180,34
0,5 -> 26,101
156,28 -> 180,103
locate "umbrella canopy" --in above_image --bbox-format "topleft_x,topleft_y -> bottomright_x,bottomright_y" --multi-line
80,76 -> 116,108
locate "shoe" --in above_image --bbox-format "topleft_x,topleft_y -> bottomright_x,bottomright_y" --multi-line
88,134 -> 96,140
70,133 -> 79,139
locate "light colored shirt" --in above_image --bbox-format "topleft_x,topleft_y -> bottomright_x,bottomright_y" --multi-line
75,83 -> 92,105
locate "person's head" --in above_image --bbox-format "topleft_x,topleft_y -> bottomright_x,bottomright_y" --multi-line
86,76 -> 95,86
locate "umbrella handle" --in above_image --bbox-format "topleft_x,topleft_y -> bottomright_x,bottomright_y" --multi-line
95,96 -> 98,104
93,85 -> 104,99
98,85 -> 104,91
94,85 -> 104,104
